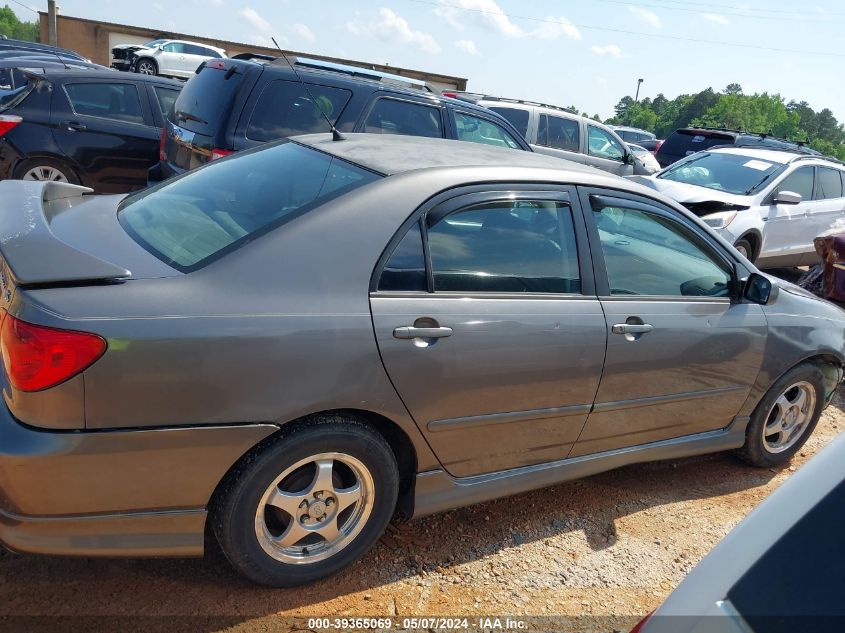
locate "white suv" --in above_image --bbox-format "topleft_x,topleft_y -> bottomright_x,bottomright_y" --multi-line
121,40 -> 226,79
633,147 -> 845,267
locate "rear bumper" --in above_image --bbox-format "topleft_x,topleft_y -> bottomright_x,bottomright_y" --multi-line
0,401 -> 277,556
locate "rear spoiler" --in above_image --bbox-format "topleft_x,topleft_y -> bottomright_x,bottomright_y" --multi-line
0,180 -> 131,286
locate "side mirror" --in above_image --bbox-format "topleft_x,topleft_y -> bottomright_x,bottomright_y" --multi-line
773,190 -> 802,205
624,152 -> 636,165
743,273 -> 778,305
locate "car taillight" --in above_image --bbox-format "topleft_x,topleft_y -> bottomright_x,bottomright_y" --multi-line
205,60 -> 226,70
0,114 -> 22,136
442,91 -> 458,98
0,314 -> 106,392
629,610 -> 655,633
210,148 -> 233,160
159,126 -> 167,161
652,140 -> 663,156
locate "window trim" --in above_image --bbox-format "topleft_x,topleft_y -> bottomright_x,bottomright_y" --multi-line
369,185 -> 596,296
356,95 -> 446,139
579,187 -> 741,301
61,81 -> 149,128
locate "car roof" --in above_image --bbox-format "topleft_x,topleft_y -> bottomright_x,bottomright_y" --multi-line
706,146 -> 842,167
294,132 -> 604,176
165,40 -> 226,52
34,68 -> 182,86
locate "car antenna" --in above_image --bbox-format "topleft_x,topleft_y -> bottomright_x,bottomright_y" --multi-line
271,37 -> 345,141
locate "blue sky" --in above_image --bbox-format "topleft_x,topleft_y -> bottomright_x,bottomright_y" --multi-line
14,0 -> 845,122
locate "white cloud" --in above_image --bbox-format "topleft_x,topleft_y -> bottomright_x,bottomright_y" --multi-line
456,39 -> 480,55
209,0 -> 223,6
434,0 -> 580,40
591,44 -> 622,58
293,23 -> 315,42
346,8 -> 441,54
239,8 -> 273,34
703,12 -> 730,24
628,6 -> 661,28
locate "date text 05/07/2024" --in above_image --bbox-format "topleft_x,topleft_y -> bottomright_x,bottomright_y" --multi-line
306,617 -> 529,631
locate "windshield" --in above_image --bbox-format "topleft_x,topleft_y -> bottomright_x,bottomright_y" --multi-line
119,141 -> 381,272
658,151 -> 784,195
145,39 -> 167,48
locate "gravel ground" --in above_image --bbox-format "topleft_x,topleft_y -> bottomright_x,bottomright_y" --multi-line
1,386 -> 842,632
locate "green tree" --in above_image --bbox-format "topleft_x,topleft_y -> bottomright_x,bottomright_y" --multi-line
0,5 -> 39,42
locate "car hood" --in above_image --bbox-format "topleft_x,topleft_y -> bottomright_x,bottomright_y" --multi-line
629,176 -> 753,215
111,44 -> 153,53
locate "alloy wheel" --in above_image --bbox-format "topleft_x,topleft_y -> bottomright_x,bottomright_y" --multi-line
762,381 -> 816,453
137,61 -> 156,74
254,452 -> 374,565
22,166 -> 69,183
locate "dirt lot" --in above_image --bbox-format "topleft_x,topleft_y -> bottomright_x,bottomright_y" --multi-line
1,390 -> 842,632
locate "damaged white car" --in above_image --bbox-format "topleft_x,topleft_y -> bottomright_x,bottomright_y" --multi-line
111,39 -> 226,79
631,147 -> 845,267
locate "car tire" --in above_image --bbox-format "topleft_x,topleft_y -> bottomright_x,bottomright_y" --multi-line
736,363 -> 825,468
135,58 -> 158,75
13,157 -> 80,185
212,416 -> 399,587
734,237 -> 755,262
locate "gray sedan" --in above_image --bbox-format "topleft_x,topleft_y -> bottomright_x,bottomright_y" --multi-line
0,133 -> 842,587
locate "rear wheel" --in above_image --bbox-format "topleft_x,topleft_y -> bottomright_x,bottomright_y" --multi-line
212,417 -> 399,586
135,58 -> 158,75
13,157 -> 79,185
736,363 -> 825,467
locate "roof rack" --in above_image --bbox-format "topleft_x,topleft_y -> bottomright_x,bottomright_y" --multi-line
790,154 -> 845,167
442,92 -> 577,114
278,56 -> 430,91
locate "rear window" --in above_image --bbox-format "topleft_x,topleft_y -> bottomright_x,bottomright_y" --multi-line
171,65 -> 244,134
487,106 -> 529,138
119,142 -> 381,272
660,130 -> 734,159
246,79 -> 352,142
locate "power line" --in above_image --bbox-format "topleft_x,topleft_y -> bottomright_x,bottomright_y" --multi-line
648,0 -> 845,17
590,0 -> 843,23
7,0 -> 38,14
410,0 -> 845,58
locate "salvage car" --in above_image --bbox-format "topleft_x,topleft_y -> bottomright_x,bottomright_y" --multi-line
111,39 -> 226,78
632,146 -> 845,265
628,142 -> 661,175
0,68 -> 181,192
0,134 -> 842,588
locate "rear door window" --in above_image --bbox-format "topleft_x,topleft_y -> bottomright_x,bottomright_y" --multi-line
152,86 -> 179,120
816,167 -> 844,200
540,114 -> 580,152
362,98 -> 443,138
487,106 -> 529,138
454,111 -> 521,149
64,82 -> 145,125
246,79 -> 352,142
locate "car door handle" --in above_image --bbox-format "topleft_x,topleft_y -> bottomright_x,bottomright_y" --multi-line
612,323 -> 653,335
61,121 -> 86,132
393,326 -> 453,340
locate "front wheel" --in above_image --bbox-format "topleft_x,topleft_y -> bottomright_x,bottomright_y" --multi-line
734,238 -> 754,262
212,418 -> 399,586
135,58 -> 158,75
736,363 -> 825,467
13,157 -> 79,185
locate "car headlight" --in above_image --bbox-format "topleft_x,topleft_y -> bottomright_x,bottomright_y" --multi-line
702,211 -> 738,229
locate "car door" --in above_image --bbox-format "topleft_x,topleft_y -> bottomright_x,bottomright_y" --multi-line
450,109 -> 527,150
370,188 -> 607,478
802,166 -> 845,264
51,79 -> 159,193
585,125 -> 632,176
569,190 -> 767,457
531,113 -> 587,166
158,42 -> 187,76
760,165 -> 815,261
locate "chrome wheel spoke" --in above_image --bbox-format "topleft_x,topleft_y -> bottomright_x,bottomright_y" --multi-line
316,517 -> 341,543
266,488 -> 305,516
275,518 -> 309,548
334,481 -> 362,513
309,459 -> 335,495
790,389 -> 808,412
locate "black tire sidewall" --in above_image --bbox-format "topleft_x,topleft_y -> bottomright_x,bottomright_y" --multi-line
740,363 -> 825,467
13,157 -> 79,185
214,422 -> 399,587
735,238 -> 754,262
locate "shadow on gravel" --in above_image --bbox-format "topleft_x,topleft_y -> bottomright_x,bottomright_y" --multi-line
0,446 -> 787,629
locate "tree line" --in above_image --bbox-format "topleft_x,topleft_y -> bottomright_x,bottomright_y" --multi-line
0,5 -> 38,42
592,83 -> 845,161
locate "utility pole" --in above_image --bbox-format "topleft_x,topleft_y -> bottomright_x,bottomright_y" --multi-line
47,0 -> 58,47
635,78 -> 644,103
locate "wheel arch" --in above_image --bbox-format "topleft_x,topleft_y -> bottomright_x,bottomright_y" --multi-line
12,153 -> 84,186
737,229 -> 762,261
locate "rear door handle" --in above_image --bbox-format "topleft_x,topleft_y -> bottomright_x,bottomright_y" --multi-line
612,323 -> 653,335
61,121 -> 86,132
393,326 -> 453,340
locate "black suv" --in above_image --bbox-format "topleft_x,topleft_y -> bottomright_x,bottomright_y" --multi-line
0,68 -> 181,193
156,56 -> 531,179
655,127 -> 819,168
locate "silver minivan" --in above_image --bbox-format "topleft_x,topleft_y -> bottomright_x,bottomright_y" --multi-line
478,97 -> 635,176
